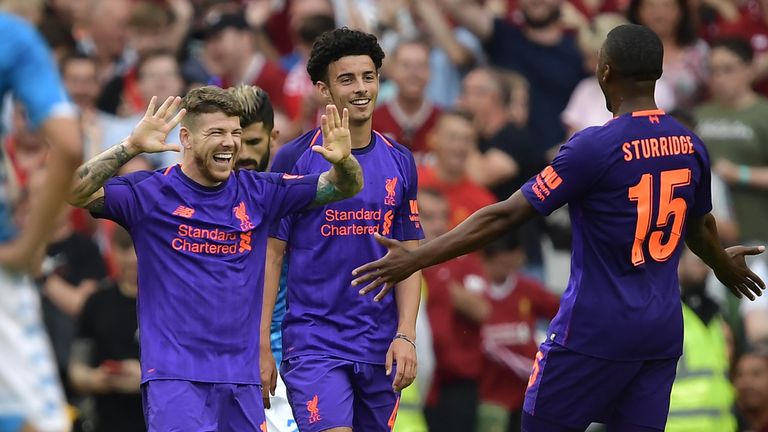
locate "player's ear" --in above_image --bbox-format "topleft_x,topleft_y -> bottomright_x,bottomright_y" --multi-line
180,127 -> 192,149
315,81 -> 332,104
270,128 -> 279,143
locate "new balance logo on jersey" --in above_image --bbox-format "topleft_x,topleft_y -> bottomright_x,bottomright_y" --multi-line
172,205 -> 195,218
307,395 -> 321,424
384,177 -> 398,206
233,201 -> 255,231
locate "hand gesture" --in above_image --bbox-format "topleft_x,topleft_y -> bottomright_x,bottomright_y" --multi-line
352,234 -> 417,301
313,105 -> 351,165
260,346 -> 278,409
386,336 -> 417,392
714,245 -> 766,300
128,96 -> 185,154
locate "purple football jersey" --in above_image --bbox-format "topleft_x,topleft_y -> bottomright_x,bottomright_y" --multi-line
521,110 -> 712,360
95,165 -> 319,384
270,129 -> 424,364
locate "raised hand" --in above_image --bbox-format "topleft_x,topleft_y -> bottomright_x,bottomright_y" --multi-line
313,105 -> 351,165
714,245 -> 766,300
352,234 -> 418,301
128,96 -> 186,154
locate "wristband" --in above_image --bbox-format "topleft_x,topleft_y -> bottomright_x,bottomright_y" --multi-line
394,333 -> 416,350
739,165 -> 751,185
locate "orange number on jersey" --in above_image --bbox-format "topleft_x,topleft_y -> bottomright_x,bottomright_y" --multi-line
628,168 -> 691,266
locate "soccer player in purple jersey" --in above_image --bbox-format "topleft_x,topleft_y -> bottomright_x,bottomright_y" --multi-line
67,87 -> 363,431
352,24 -> 766,432
260,28 -> 423,432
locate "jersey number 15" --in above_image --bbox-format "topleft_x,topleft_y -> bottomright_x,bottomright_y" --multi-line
628,168 -> 691,266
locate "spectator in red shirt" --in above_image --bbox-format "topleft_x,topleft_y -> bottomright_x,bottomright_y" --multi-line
477,233 -> 559,432
419,187 -> 491,432
417,110 -> 497,227
373,38 -> 441,155
202,10 -> 287,111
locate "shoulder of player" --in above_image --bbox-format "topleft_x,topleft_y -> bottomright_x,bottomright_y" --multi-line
271,128 -> 321,173
373,131 -> 415,163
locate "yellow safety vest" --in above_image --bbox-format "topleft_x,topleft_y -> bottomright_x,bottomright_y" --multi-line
666,304 -> 736,432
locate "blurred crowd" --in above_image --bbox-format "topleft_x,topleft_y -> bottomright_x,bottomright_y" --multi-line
2,0 -> 768,431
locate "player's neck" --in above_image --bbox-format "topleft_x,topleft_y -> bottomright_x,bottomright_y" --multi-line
611,95 -> 658,117
350,121 -> 373,149
180,163 -> 223,188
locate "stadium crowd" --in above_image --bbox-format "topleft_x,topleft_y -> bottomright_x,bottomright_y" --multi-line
2,0 -> 768,431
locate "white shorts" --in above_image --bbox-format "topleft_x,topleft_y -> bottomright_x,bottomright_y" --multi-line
0,269 -> 69,432
265,372 -> 298,432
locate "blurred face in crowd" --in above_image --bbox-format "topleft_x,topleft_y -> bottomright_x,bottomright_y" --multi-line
318,55 -> 379,126
431,113 -> 475,180
131,27 -> 170,59
677,249 -> 709,294
391,42 -> 431,102
708,46 -> 753,104
138,55 -> 184,104
237,122 -> 277,172
114,243 -> 139,291
181,113 -> 242,185
88,0 -> 131,58
459,69 -> 504,123
205,28 -> 252,79
735,354 -> 768,415
519,0 -> 562,28
636,0 -> 681,41
418,192 -> 450,242
483,248 -> 524,284
62,58 -> 101,109
290,0 -> 334,34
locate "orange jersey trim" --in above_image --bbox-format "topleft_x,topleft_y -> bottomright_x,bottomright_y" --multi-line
163,165 -> 176,176
373,130 -> 394,148
308,129 -> 322,148
632,109 -> 666,117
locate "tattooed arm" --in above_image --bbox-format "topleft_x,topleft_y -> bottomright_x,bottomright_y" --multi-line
68,96 -> 185,212
311,105 -> 363,206
314,155 -> 363,206
68,140 -> 139,212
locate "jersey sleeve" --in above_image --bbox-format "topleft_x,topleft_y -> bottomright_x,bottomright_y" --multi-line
7,18 -> 75,128
258,172 -> 320,223
392,152 -> 425,241
690,139 -> 713,218
95,171 -> 156,228
521,129 -> 605,215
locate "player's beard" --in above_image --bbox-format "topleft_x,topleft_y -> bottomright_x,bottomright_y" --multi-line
194,149 -> 232,185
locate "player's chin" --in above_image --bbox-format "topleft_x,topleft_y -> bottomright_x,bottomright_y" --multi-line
206,160 -> 234,180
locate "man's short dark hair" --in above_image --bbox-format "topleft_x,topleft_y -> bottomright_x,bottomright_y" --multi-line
59,52 -> 95,76
603,24 -> 663,82
711,37 -> 754,64
180,86 -> 241,128
306,27 -> 385,84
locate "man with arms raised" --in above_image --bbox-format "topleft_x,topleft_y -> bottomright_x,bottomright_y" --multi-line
353,25 -> 765,432
68,87 -> 362,430
262,28 -> 422,432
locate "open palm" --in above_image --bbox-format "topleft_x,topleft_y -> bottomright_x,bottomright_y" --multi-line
313,104 -> 351,164
129,96 -> 186,154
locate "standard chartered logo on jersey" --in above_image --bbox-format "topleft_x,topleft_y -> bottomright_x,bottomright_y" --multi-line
170,202 -> 253,255
321,208 -> 394,237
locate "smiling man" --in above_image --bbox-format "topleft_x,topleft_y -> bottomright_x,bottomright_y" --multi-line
67,87 -> 363,431
261,28 -> 423,432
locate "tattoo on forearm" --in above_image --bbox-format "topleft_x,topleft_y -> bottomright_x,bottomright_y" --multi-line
84,196 -> 105,214
72,143 -> 133,202
313,156 -> 363,206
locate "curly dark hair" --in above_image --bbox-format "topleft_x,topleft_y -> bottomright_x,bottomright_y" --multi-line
306,27 -> 385,84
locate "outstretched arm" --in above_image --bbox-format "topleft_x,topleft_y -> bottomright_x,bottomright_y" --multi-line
312,105 -> 363,206
353,190 -> 536,299
685,213 -> 765,300
69,96 -> 184,212
386,240 -> 421,391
